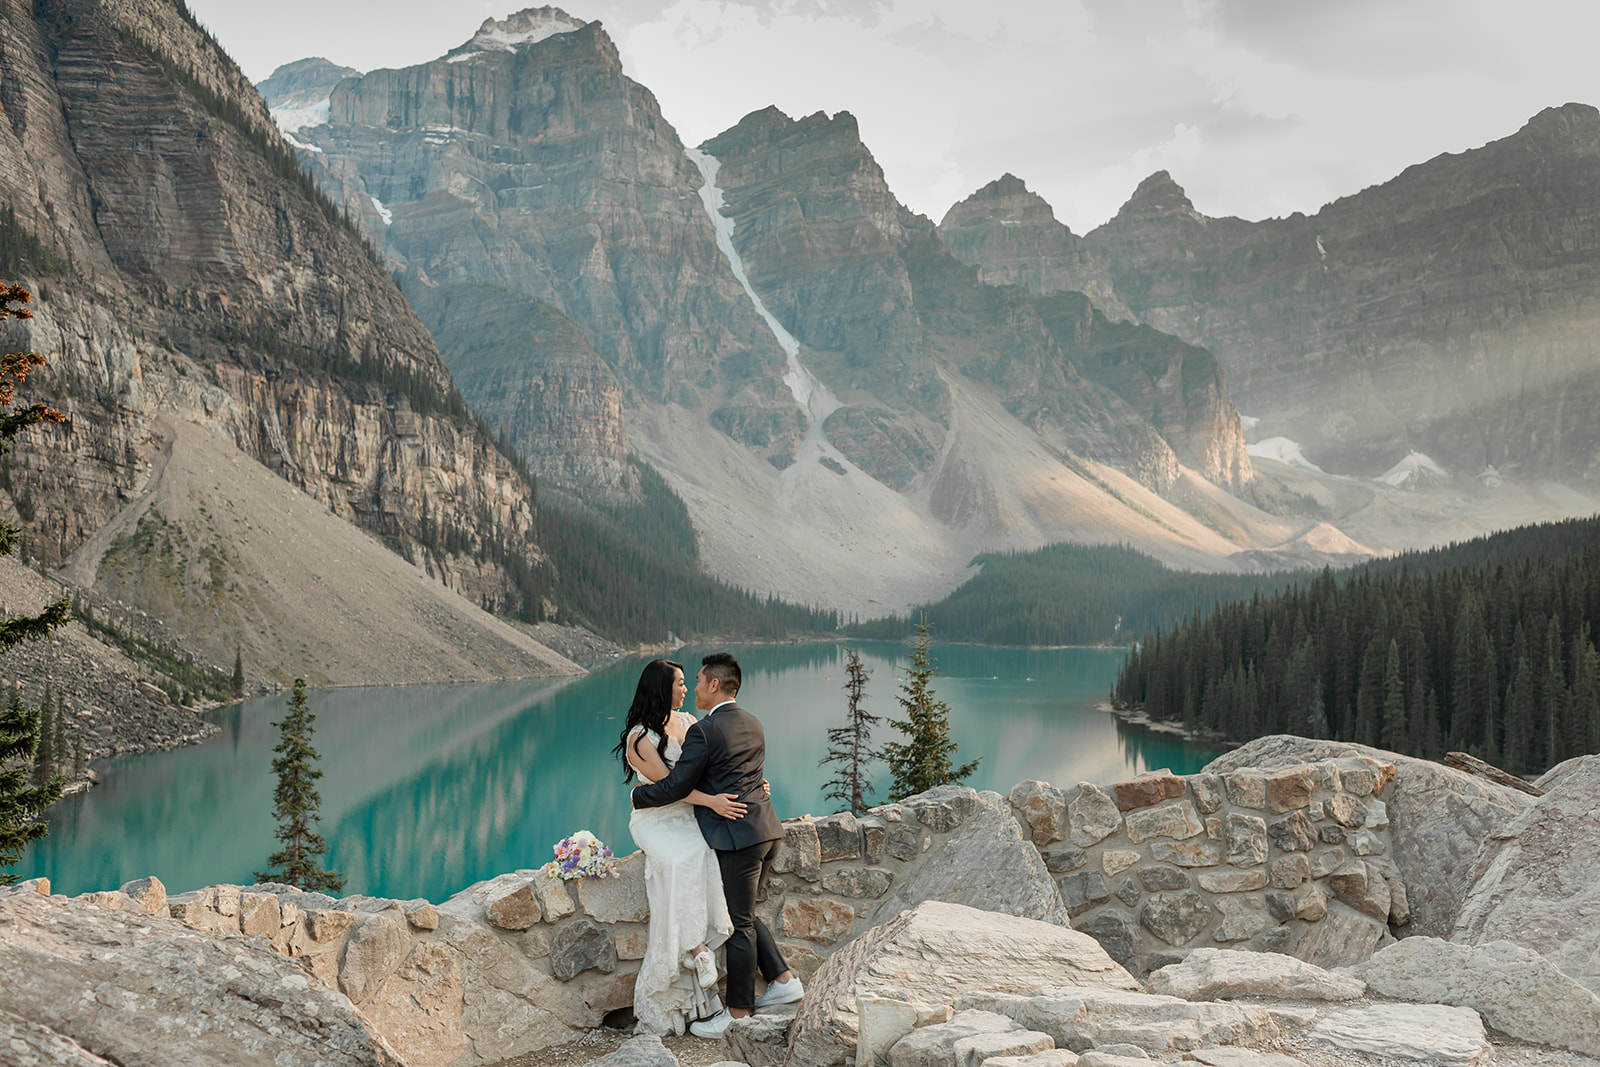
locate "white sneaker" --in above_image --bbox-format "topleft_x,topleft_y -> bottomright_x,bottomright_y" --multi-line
692,948 -> 718,989
754,975 -> 804,1008
689,1008 -> 734,1039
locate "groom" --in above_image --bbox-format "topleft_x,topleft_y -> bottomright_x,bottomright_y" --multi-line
631,651 -> 803,1037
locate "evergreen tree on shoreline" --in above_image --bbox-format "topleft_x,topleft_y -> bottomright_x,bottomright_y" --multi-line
820,648 -> 880,815
884,624 -> 979,801
255,679 -> 344,893
0,269 -> 69,883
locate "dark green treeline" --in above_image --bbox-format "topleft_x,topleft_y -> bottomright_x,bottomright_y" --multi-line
1113,516 -> 1600,776
848,542 -> 1296,645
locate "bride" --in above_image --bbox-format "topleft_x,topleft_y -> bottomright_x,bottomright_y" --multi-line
614,659 -> 746,1035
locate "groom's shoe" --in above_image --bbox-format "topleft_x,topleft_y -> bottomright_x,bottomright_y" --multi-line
689,1009 -> 734,1039
754,975 -> 804,1008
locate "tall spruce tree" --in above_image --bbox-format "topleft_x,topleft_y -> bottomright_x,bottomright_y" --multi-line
256,679 -> 344,892
820,648 -> 880,815
884,624 -> 978,801
232,646 -> 245,698
0,271 -> 69,883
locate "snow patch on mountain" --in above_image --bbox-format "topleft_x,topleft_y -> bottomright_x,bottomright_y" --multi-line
686,146 -> 839,428
271,98 -> 330,135
1238,413 -> 1261,433
447,7 -> 586,60
1248,436 -> 1325,474
370,197 -> 393,226
1376,451 -> 1450,490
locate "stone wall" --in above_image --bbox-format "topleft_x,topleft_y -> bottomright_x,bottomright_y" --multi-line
141,759 -> 1404,1065
1008,756 -> 1408,976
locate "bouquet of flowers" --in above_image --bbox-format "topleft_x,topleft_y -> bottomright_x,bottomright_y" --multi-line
541,830 -> 619,881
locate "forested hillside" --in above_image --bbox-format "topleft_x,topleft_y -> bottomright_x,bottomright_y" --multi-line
1113,516 -> 1600,776
846,543 -> 1295,645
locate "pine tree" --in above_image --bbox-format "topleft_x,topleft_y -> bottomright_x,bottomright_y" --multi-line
884,624 -> 979,801
255,679 -> 344,892
31,688 -> 53,785
1380,638 -> 1407,750
819,648 -> 880,815
0,271 -> 70,883
72,728 -> 84,776
232,646 -> 245,698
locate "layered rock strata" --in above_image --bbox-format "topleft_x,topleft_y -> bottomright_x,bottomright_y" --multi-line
942,108 -> 1600,481
0,0 -> 565,676
274,12 -> 802,477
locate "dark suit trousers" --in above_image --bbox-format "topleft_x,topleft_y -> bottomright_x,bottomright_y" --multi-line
718,839 -> 787,1009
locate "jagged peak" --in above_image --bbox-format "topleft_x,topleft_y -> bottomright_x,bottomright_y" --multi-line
1112,170 -> 1204,225
940,173 -> 1066,233
445,7 -> 590,61
706,107 -> 870,160
1514,102 -> 1600,144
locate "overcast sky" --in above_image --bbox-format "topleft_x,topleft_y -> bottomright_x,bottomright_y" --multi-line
189,0 -> 1600,232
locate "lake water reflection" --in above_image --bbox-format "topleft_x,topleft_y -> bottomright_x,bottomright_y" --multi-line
19,643 -> 1221,901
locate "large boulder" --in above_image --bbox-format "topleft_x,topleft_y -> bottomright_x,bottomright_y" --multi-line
786,900 -> 1137,1067
872,789 -> 1068,927
1366,936 -> 1600,1055
1148,948 -> 1364,1002
1206,737 -> 1530,937
0,889 -> 402,1066
1450,753 -> 1600,995
1305,1003 -> 1490,1065
955,987 -> 1300,1054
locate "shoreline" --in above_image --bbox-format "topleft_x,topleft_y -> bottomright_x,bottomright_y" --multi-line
1099,699 -> 1238,749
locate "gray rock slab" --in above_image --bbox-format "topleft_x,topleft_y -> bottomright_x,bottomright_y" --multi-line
787,901 -> 1136,1067
0,891 -> 403,1066
872,791 -> 1069,927
1366,936 -> 1600,1055
1451,753 -> 1600,994
1307,1003 -> 1490,1065
588,1034 -> 679,1066
1148,948 -> 1365,1001
888,1009 -> 1050,1067
1187,1050 -> 1309,1067
725,1009 -> 794,1067
0,1008 -> 117,1067
956,987 -> 1290,1054
980,1052 -> 1080,1067
1293,901 -> 1387,969
1075,1052 -> 1153,1067
1207,737 -> 1531,938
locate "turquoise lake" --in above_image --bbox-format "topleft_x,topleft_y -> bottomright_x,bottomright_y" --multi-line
18,643 -> 1222,902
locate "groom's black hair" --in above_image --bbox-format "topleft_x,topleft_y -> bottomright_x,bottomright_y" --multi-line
701,651 -> 741,695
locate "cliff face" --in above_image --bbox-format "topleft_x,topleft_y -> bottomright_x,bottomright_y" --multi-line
704,109 -> 1252,494
277,10 -> 804,478
260,14 -> 1281,614
943,108 -> 1600,481
0,0 -> 563,676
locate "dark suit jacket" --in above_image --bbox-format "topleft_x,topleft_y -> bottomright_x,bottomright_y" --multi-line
631,701 -> 784,851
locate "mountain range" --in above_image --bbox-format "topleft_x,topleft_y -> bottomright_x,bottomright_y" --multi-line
2,0 -> 1598,678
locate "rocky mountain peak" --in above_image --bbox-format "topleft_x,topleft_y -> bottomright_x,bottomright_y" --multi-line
1112,170 -> 1204,225
940,172 -> 1067,232
1515,101 -> 1600,146
446,7 -> 590,60
257,57 -> 361,106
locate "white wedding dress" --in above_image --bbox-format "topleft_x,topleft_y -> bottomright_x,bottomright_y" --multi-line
628,722 -> 733,1036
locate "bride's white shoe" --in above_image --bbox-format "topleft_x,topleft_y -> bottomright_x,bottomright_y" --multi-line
691,948 -> 718,988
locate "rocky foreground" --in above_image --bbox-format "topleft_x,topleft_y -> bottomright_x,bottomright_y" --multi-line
2,738 -> 1599,1067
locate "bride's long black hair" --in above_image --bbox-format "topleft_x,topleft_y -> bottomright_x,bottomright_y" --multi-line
613,658 -> 684,783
